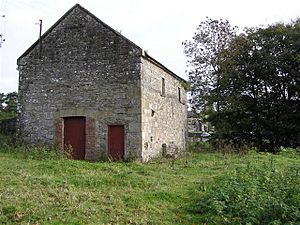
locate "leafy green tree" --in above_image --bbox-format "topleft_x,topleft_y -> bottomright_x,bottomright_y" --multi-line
4,92 -> 18,114
0,92 -> 18,120
185,17 -> 300,151
183,17 -> 237,112
212,20 -> 300,151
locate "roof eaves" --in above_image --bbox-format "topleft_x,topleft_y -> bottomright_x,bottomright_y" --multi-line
141,51 -> 188,84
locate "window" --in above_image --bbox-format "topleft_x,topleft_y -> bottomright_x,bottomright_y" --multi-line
178,87 -> 181,102
161,77 -> 165,96
151,109 -> 155,117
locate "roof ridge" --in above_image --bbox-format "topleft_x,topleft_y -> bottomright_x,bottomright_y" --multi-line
17,3 -> 142,62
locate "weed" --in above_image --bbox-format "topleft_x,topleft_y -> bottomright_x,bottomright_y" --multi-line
0,133 -> 69,160
196,153 -> 300,224
278,146 -> 300,157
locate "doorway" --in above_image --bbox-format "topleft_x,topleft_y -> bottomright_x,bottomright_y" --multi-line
64,117 -> 86,160
108,125 -> 124,160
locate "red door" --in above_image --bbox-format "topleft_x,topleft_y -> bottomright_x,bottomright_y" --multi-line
64,117 -> 86,160
108,125 -> 124,161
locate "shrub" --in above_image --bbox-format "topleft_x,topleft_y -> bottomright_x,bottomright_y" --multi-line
197,158 -> 300,224
278,146 -> 300,157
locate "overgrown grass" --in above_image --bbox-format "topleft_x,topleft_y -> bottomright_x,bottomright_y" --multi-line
0,152 -> 224,224
194,151 -> 300,225
0,133 -> 69,160
0,135 -> 299,224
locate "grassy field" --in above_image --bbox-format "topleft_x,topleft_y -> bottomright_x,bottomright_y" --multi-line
0,147 -> 299,225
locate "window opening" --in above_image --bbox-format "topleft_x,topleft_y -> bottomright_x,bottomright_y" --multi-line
151,109 -> 155,117
161,77 -> 165,96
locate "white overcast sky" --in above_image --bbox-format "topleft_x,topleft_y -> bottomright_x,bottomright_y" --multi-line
0,0 -> 299,93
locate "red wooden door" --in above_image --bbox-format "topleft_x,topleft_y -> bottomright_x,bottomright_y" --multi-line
64,117 -> 86,160
108,125 -> 124,161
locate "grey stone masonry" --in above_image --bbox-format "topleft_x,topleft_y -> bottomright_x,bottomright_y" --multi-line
17,4 -> 187,162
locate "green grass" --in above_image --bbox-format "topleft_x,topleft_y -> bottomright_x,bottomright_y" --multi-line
197,155 -> 300,224
0,143 -> 300,224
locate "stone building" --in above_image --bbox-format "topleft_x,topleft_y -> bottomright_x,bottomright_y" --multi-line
17,4 -> 187,161
187,111 -> 210,142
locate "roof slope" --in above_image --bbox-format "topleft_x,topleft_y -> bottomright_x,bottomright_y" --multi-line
17,4 -> 187,84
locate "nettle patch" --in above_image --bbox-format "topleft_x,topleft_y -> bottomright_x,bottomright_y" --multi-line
197,156 -> 300,225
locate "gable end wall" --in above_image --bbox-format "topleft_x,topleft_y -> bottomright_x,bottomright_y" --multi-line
17,6 -> 143,161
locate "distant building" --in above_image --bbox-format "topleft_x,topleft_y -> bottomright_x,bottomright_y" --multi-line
188,111 -> 210,142
17,4 -> 188,161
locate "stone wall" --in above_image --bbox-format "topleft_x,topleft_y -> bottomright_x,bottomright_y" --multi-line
140,57 -> 188,161
17,5 -> 142,160
17,4 -> 188,161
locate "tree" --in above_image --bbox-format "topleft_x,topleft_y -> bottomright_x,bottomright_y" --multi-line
3,92 -> 18,114
183,17 -> 237,112
185,17 -> 300,151
0,92 -> 18,120
0,93 -> 5,111
211,20 -> 300,151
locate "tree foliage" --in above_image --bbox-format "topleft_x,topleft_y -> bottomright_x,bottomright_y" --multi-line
183,17 -> 237,112
185,18 -> 300,152
0,92 -> 18,120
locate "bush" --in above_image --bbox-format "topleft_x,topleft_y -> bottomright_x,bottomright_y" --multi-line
278,146 -> 300,157
197,158 -> 300,224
